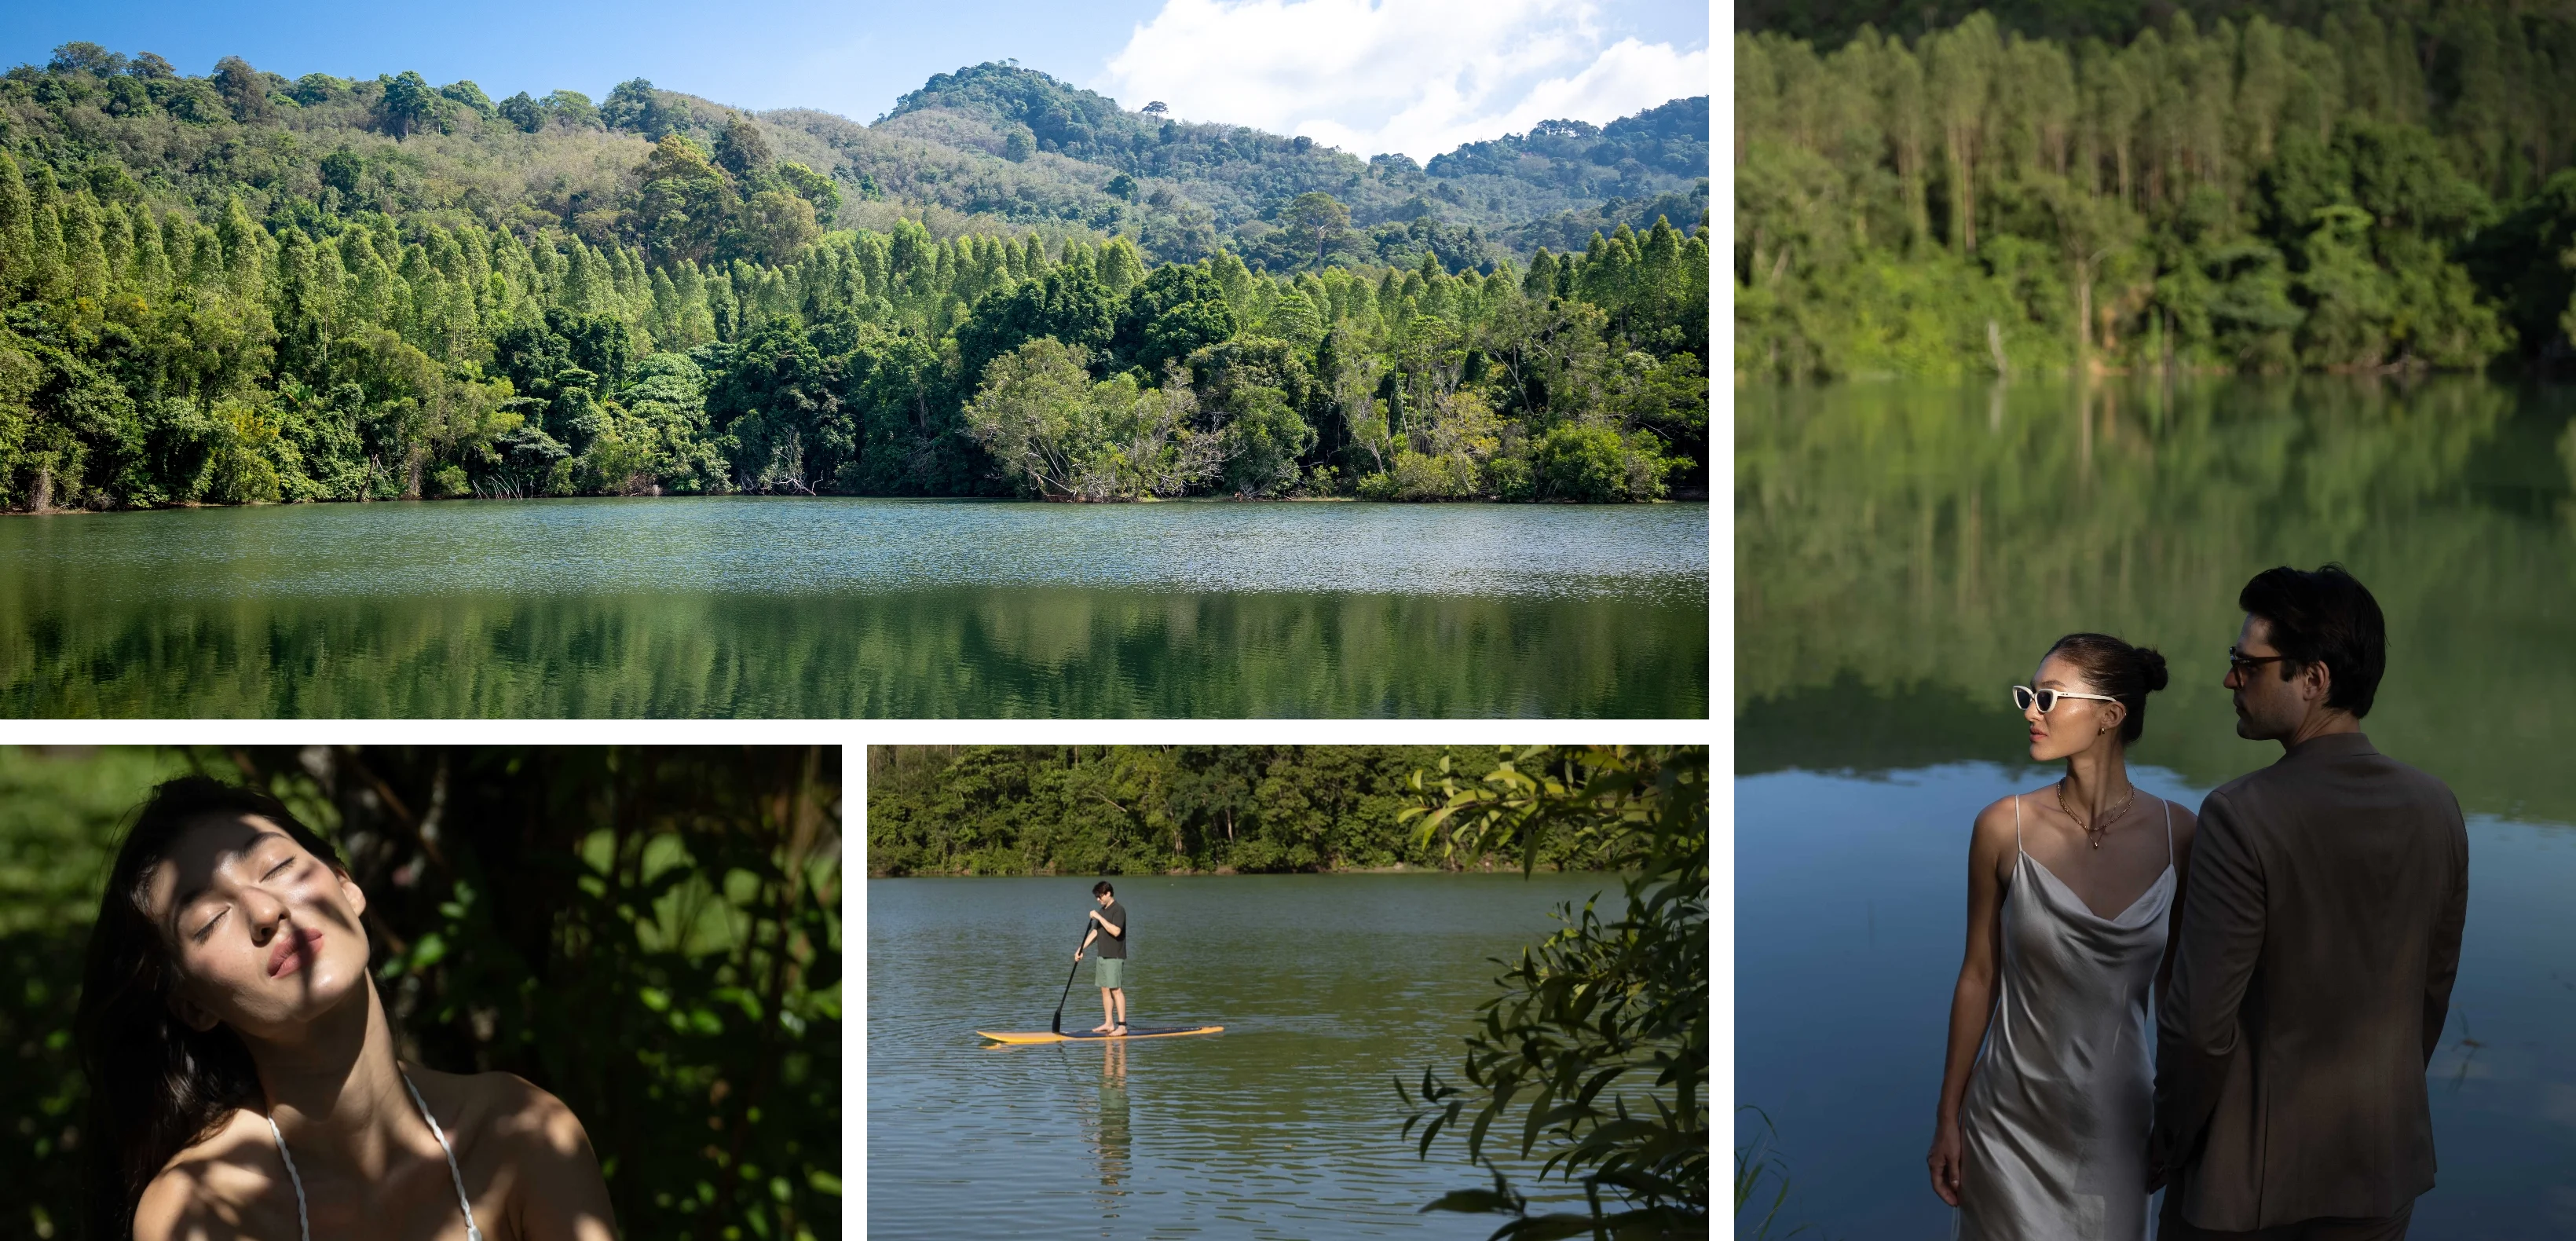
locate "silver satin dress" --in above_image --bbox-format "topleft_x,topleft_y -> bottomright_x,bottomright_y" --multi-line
1957,796 -> 2175,1241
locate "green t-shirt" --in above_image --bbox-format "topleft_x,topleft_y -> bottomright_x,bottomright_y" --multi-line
1092,900 -> 1128,959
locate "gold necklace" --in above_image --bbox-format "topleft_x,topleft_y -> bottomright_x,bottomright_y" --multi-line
2058,778 -> 2135,848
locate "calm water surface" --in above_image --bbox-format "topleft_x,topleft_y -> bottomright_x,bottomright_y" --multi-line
866,874 -> 1617,1238
1736,378 -> 2576,1238
0,498 -> 1707,716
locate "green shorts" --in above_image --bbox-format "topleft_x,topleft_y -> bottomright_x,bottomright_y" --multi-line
1093,957 -> 1125,990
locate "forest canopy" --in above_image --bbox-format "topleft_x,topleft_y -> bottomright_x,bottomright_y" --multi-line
865,745 -> 1644,877
0,46 -> 1710,511
1736,2 -> 2576,380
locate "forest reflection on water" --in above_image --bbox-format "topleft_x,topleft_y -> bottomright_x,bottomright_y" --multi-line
1738,375 -> 2576,817
0,496 -> 1708,717
1735,378 -> 2576,1239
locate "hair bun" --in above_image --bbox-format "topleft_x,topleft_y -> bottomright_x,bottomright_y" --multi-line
2135,646 -> 2170,694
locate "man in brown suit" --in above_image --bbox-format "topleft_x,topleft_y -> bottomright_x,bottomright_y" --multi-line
2150,565 -> 2468,1241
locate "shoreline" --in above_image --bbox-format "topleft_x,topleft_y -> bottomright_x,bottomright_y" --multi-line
867,862 -> 1625,879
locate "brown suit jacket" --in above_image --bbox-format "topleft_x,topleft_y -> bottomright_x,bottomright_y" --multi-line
2151,732 -> 2468,1231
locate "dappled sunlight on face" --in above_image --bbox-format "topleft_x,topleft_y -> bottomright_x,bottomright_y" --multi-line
141,815 -> 371,1040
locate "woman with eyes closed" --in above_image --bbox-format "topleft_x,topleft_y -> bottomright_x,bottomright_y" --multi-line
73,777 -> 618,1241
1925,634 -> 2198,1241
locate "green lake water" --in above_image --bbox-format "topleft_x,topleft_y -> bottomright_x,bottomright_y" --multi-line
865,874 -> 1621,1238
0,498 -> 1708,717
1736,378 -> 2576,1238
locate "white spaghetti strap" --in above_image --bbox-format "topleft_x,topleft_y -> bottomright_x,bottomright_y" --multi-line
265,1113 -> 310,1241
2012,793 -> 2022,851
401,1069 -> 485,1241
2162,796 -> 2174,866
265,1069 -> 481,1241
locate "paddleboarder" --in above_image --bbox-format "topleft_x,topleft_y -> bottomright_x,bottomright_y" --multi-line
1074,881 -> 1129,1034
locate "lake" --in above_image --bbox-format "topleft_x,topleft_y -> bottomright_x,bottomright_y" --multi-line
1735,378 -> 2576,1238
0,498 -> 1708,717
865,873 -> 1623,1238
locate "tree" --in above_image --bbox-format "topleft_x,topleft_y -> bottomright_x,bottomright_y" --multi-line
1114,264 -> 1236,373
715,115 -> 775,178
774,163 -> 842,227
49,42 -> 126,76
542,90 -> 600,129
498,91 -> 544,132
440,80 -> 495,115
732,189 -> 821,266
1277,192 -> 1355,269
602,79 -> 673,137
635,136 -> 737,266
1213,384 -> 1310,496
379,71 -> 443,140
1925,14 -> 2001,254
961,337 -> 1107,498
704,320 -> 853,494
955,269 -> 1118,383
1399,746 -> 1709,1240
318,149 -> 364,199
213,56 -> 274,123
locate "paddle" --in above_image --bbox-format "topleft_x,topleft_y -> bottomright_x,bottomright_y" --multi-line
1051,917 -> 1089,1034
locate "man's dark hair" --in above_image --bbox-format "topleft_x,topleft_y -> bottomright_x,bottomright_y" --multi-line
1091,880 -> 1114,897
2238,563 -> 2386,718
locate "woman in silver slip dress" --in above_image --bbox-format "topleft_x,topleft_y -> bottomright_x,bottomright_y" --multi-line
1928,634 -> 2198,1241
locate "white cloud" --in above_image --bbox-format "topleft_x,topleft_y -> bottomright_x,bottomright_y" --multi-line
1096,0 -> 1707,163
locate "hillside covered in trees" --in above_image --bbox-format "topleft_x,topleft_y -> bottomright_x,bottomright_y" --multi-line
865,745 -> 1630,876
1736,1 -> 2576,379
0,46 -> 1710,511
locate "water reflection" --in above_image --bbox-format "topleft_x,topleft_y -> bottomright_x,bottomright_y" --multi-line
1738,376 -> 2576,818
2,497 -> 1709,718
1,588 -> 1704,717
1092,1040 -> 1131,1213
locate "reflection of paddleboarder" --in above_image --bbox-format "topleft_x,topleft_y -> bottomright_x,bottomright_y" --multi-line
1073,881 -> 1129,1034
1092,1039 -> 1129,1205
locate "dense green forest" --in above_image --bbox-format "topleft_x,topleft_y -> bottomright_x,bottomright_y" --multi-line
1736,2 -> 2576,379
866,745 -> 1631,876
0,46 -> 1710,511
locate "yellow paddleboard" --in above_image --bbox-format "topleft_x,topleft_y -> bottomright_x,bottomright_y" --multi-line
976,1025 -> 1224,1044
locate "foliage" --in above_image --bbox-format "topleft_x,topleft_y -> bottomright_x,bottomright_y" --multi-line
0,745 -> 840,1241
1396,745 -> 1710,1240
1733,1107 -> 1818,1240
865,745 -> 1634,877
0,46 -> 1707,509
1734,7 -> 2576,379
876,63 -> 1707,257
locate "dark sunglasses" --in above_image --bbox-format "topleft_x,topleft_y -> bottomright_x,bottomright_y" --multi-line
2226,647 -> 2289,679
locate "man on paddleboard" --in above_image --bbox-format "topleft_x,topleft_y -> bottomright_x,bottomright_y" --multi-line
1075,881 -> 1129,1034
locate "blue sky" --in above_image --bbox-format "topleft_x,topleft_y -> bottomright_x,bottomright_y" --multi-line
5,0 -> 1710,160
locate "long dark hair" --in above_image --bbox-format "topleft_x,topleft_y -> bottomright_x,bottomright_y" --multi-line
74,777 -> 348,1241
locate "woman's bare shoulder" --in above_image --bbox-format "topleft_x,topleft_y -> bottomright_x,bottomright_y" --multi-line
412,1065 -> 594,1157
135,1109 -> 287,1241
1970,793 -> 2031,844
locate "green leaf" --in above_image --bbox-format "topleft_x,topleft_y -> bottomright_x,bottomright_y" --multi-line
1520,1079 -> 1557,1157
